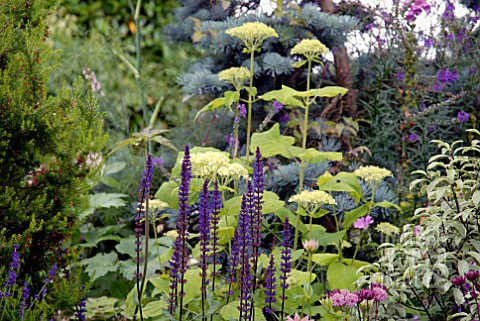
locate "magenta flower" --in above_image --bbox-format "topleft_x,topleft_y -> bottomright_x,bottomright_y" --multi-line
353,215 -> 374,229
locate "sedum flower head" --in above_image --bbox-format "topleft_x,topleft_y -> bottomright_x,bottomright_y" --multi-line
375,222 -> 400,236
291,39 -> 329,60
353,166 -> 393,184
289,190 -> 336,207
217,163 -> 249,180
218,67 -> 251,90
226,22 -> 278,51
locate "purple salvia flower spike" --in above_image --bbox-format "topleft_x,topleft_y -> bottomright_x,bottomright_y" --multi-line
170,146 -> 192,320
74,297 -> 87,321
210,181 -> 221,291
19,281 -> 29,320
265,254 -> 276,314
199,179 -> 210,320
134,155 -> 154,278
280,217 -> 292,319
238,184 -> 253,321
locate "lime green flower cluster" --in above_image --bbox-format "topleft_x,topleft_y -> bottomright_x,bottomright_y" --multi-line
190,151 -> 248,182
289,190 -> 336,207
226,22 -> 278,52
353,166 -> 393,184
291,39 -> 329,61
218,67 -> 251,90
375,222 -> 400,236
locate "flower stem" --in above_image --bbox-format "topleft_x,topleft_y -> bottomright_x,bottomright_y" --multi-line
246,49 -> 255,163
294,59 -> 312,250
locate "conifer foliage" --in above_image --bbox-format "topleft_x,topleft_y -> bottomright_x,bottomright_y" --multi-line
0,0 -> 106,281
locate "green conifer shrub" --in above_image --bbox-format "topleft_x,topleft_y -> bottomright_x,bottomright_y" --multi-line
0,0 -> 107,289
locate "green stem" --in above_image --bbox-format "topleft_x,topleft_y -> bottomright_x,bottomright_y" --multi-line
307,251 -> 313,317
246,49 -> 255,163
351,229 -> 363,265
151,214 -> 163,271
333,206 -> 342,261
293,59 -> 312,250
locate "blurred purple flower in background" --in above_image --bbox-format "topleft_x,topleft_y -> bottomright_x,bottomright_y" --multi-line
404,133 -> 419,143
152,157 -> 164,167
397,70 -> 405,82
437,68 -> 457,84
273,101 -> 283,113
364,22 -> 374,30
424,38 -> 434,47
457,111 -> 469,123
238,103 -> 247,118
442,1 -> 455,21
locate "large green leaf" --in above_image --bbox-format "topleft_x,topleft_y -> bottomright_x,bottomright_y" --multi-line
342,202 -> 372,229
155,181 -> 179,209
250,123 -> 297,158
317,172 -> 363,204
326,262 -> 359,291
311,253 -> 338,266
220,301 -> 266,321
222,191 -> 284,217
142,300 -> 168,318
258,85 -> 304,108
306,230 -> 346,246
296,148 -> 342,164
309,86 -> 348,98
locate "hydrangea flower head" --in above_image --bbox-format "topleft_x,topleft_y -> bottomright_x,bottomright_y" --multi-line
291,39 -> 329,60
289,190 -> 336,207
285,313 -> 314,321
354,215 -> 374,229
226,22 -> 278,51
375,222 -> 400,236
353,165 -> 392,184
218,67 -> 251,90
149,199 -> 169,210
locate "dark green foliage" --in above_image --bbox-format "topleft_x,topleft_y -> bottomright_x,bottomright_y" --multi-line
0,0 -> 106,291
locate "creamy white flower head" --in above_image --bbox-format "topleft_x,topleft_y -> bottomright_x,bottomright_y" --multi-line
226,22 -> 278,50
291,39 -> 329,60
289,190 -> 336,207
190,152 -> 230,178
217,163 -> 249,180
149,199 -> 169,210
375,222 -> 400,236
353,166 -> 393,184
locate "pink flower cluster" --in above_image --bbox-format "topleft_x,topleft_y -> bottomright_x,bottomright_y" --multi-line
405,0 -> 431,22
328,284 -> 388,307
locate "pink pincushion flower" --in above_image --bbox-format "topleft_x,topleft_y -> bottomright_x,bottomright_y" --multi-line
372,287 -> 388,301
285,313 -> 314,321
330,293 -> 347,307
345,292 -> 360,306
354,215 -> 374,229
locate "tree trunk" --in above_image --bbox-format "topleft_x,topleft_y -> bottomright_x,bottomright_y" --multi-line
317,0 -> 358,119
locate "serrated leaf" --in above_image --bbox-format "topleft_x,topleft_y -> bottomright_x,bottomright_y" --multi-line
81,252 -> 118,281
250,123 -> 296,158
